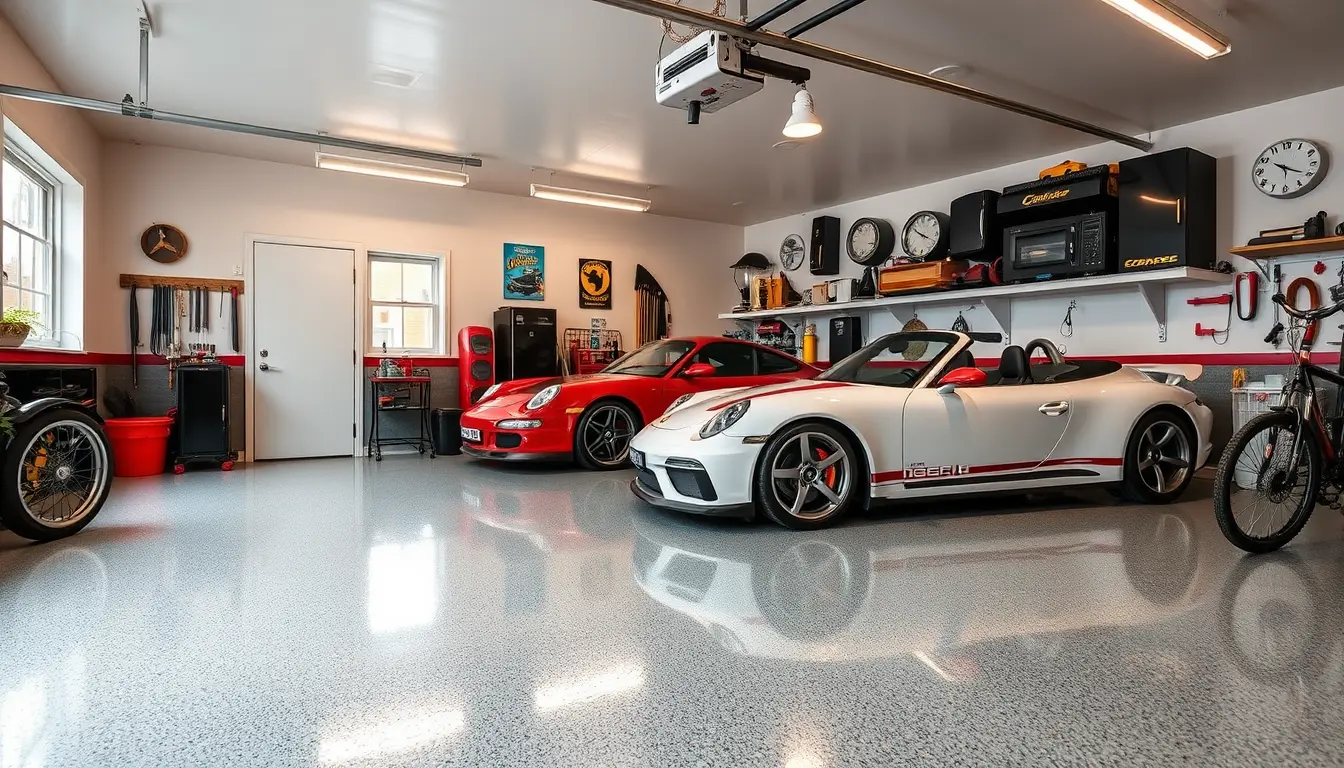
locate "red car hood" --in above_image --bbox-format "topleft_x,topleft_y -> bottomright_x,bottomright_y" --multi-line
469,373 -> 640,415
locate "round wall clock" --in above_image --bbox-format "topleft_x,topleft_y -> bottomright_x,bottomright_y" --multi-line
847,217 -> 895,266
141,224 -> 189,263
779,234 -> 806,271
900,211 -> 950,261
1253,138 -> 1329,199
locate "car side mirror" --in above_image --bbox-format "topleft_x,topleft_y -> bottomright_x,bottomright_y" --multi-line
683,362 -> 716,378
937,367 -> 987,395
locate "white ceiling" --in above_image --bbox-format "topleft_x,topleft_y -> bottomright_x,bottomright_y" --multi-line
2,0 -> 1342,225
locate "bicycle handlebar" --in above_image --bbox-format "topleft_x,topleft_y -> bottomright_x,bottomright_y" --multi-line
1271,293 -> 1344,322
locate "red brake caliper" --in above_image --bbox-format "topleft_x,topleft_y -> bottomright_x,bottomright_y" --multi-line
815,448 -> 837,488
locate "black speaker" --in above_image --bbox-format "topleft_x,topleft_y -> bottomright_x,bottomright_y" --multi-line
810,215 -> 841,276
493,307 -> 558,381
828,316 -> 863,362
1118,147 -> 1217,272
949,190 -> 1002,261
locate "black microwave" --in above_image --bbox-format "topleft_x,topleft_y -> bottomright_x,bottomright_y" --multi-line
1001,211 -> 1116,283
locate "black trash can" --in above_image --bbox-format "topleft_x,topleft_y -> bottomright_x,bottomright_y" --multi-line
432,408 -> 464,456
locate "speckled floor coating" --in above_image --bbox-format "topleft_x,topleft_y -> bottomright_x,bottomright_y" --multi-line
2,457 -> 1343,766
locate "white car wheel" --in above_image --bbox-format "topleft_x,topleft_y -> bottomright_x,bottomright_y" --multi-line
756,423 -> 860,530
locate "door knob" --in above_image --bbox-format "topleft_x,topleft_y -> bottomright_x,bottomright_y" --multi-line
259,363 -> 270,371
260,349 -> 269,358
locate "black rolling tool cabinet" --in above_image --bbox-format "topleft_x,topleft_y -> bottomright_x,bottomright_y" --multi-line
171,362 -> 235,473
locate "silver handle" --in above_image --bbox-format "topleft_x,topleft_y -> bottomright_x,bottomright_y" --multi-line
1038,401 -> 1069,416
259,363 -> 270,371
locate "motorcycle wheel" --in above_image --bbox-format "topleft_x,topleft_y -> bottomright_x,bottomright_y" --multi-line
0,409 -> 114,541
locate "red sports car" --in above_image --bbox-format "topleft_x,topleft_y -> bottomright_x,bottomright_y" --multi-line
460,337 -> 819,469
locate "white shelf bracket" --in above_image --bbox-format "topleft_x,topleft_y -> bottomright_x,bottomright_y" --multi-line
884,305 -> 911,324
1136,283 -> 1168,342
979,298 -> 1011,343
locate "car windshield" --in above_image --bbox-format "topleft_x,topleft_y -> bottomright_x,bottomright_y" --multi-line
818,332 -> 958,388
604,339 -> 697,377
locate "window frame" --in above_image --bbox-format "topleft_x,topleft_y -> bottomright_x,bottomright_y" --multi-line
2,142 -> 61,345
367,252 -> 443,355
691,341 -> 758,377
756,348 -> 801,374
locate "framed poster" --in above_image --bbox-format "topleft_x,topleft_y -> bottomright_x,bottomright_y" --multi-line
578,259 -> 612,310
503,243 -> 545,301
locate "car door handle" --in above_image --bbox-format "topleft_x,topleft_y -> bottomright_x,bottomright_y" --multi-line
1038,401 -> 1069,416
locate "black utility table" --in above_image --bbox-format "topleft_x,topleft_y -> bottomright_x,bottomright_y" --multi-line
368,376 -> 434,461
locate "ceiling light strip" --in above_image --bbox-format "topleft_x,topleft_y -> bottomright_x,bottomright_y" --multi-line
316,152 -> 469,186
530,184 -> 651,212
587,0 -> 1154,151
1095,0 -> 1230,59
0,83 -> 484,167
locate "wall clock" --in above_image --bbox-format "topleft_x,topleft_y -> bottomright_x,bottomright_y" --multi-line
900,211 -> 950,261
1253,138 -> 1329,199
779,234 -> 806,271
847,217 -> 895,266
141,224 -> 189,263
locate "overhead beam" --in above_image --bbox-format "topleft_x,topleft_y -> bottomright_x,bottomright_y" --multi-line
592,0 -> 1153,151
0,84 -> 484,167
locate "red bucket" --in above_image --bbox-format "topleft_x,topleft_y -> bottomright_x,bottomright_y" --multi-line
104,416 -> 175,478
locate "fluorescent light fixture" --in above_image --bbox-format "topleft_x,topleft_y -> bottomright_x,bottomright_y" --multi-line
530,183 -> 651,212
1095,0 -> 1231,59
534,665 -> 646,710
315,152 -> 469,187
783,86 -> 822,139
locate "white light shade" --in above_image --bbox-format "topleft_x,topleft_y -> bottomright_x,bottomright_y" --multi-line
530,183 -> 651,212
1096,0 -> 1230,59
782,88 -> 822,139
315,152 -> 469,187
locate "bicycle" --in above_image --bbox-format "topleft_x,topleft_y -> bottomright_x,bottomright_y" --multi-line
1213,293 -> 1344,553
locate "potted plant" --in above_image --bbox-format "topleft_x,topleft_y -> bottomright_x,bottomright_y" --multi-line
0,307 -> 42,347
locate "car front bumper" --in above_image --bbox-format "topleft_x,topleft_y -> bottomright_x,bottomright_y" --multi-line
458,411 -> 573,461
628,425 -> 762,517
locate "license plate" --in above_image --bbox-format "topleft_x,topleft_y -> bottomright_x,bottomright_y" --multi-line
630,448 -> 645,469
460,427 -> 482,443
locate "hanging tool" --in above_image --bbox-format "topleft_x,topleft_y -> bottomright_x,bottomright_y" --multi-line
1059,300 -> 1076,338
230,286 -> 240,353
129,286 -> 140,387
1331,262 -> 1344,303
1188,294 -> 1232,344
951,307 -> 971,334
1286,277 -> 1322,346
201,287 -> 209,333
1234,272 -> 1258,321
1265,265 -> 1284,347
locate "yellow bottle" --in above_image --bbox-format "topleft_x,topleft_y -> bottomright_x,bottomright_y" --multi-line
802,324 -> 818,364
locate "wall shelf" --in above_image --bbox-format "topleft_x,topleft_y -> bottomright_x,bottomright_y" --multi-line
1229,234 -> 1344,260
719,267 -> 1232,343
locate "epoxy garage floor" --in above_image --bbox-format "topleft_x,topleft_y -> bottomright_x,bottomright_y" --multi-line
3,457 -> 1344,766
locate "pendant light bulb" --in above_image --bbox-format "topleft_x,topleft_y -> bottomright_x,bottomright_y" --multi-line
782,86 -> 822,139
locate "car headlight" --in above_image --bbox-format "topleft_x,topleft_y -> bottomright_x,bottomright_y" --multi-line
497,419 -> 542,429
699,400 -> 750,439
664,394 -> 694,415
526,385 -> 560,411
478,383 -> 502,402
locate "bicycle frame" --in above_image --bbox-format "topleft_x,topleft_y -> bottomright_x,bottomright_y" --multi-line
1275,331 -> 1344,479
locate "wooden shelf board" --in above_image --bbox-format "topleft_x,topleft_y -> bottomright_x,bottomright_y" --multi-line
120,274 -> 244,293
1229,235 -> 1344,260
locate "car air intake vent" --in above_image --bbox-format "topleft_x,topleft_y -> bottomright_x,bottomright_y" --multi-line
495,433 -> 522,449
661,44 -> 711,84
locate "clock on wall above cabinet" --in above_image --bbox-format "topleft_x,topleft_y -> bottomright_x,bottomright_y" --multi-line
141,224 -> 188,264
1253,138 -> 1329,199
847,218 -> 895,266
779,234 -> 806,271
901,211 -> 950,261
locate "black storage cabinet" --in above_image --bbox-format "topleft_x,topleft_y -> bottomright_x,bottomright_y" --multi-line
493,306 -> 559,381
432,408 -> 464,456
172,363 -> 234,471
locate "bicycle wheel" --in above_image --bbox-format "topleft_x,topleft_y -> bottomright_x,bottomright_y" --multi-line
1213,411 -> 1321,554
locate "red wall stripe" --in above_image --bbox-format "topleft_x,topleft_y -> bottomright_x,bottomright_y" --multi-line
817,351 -> 1336,368
0,351 -> 246,366
361,357 -> 459,368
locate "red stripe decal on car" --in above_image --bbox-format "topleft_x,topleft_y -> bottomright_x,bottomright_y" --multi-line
872,457 -> 1122,484
705,381 -> 853,411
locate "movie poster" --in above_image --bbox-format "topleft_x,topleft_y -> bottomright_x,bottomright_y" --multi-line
578,259 -> 612,310
503,243 -> 545,301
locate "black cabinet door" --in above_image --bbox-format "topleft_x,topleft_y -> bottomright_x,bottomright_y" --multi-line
1118,147 -> 1217,270
177,366 -> 229,457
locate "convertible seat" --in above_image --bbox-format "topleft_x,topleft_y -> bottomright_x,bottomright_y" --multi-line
996,346 -> 1031,385
946,350 -> 976,372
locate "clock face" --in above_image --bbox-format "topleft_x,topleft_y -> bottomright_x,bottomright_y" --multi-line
780,234 -> 806,271
140,224 -> 189,263
902,212 -> 944,261
1253,139 -> 1328,199
850,221 -> 878,260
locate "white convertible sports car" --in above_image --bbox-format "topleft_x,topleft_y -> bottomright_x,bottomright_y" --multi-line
628,330 -> 1213,529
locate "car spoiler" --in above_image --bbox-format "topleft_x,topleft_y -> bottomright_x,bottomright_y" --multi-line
1128,364 -> 1204,385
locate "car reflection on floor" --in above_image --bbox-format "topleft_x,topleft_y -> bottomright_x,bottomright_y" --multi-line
633,493 -> 1224,675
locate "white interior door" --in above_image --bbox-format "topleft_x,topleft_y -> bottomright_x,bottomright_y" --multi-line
253,242 -> 356,460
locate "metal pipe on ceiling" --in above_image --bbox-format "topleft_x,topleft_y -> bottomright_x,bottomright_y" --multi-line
784,0 -> 872,38
137,18 -> 150,108
593,0 -> 1153,151
745,0 -> 814,31
0,83 -> 484,167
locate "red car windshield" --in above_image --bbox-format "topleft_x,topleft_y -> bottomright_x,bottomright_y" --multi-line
604,340 -> 697,377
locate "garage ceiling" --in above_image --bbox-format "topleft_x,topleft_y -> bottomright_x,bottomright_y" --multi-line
2,0 -> 1342,225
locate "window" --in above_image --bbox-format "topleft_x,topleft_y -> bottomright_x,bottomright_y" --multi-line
604,339 -> 695,378
2,144 -> 58,341
369,253 -> 441,353
756,349 -> 801,374
691,342 -> 756,377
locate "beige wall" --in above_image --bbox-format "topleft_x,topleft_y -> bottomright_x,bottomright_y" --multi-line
0,11 -> 104,345
97,143 -> 742,356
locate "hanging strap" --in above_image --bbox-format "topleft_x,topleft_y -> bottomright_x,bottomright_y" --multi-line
1286,277 -> 1322,346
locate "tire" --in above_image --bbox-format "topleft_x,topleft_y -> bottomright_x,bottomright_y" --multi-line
574,400 -> 640,471
0,409 -> 114,542
750,536 -> 871,640
754,421 -> 863,530
1217,551 -> 1325,685
1214,411 -> 1320,554
1119,409 -> 1198,504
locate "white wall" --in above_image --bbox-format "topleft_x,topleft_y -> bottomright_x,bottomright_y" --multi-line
96,143 -> 742,357
746,86 -> 1344,362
